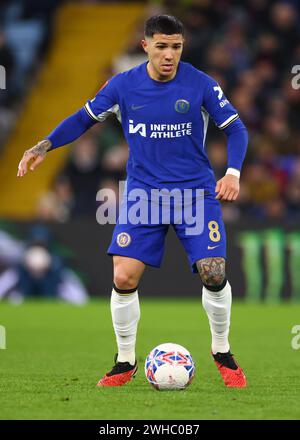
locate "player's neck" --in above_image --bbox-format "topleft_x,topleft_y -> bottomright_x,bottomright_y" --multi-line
146,62 -> 178,82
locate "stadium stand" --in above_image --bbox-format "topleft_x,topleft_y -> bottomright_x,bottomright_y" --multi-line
0,1 -> 145,218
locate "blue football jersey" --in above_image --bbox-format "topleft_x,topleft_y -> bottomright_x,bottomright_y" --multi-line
85,61 -> 239,192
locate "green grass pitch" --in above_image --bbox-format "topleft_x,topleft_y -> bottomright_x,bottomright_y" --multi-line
0,299 -> 300,420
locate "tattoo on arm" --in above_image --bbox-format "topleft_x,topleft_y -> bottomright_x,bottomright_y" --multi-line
196,257 -> 226,287
24,139 -> 52,157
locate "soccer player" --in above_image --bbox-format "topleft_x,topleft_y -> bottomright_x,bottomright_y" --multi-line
18,15 -> 248,388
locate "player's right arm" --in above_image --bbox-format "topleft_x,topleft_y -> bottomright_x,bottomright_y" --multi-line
17,76 -> 120,177
17,108 -> 96,177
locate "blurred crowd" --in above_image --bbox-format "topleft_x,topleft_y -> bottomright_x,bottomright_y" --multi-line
1,0 -> 300,222
0,0 -> 59,144
0,224 -> 88,304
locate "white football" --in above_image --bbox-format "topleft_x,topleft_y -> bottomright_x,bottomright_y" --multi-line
145,342 -> 195,390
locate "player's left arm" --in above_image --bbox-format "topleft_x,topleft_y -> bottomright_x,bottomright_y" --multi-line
215,118 -> 248,201
202,75 -> 248,201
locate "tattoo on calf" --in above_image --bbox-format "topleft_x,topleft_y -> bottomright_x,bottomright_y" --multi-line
196,257 -> 226,287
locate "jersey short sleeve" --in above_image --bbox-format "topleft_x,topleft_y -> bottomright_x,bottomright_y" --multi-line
202,74 -> 239,129
84,75 -> 121,123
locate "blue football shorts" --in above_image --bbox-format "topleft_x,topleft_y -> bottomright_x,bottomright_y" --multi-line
107,191 -> 226,273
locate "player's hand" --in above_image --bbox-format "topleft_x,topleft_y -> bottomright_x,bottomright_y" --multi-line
215,174 -> 240,201
17,139 -> 52,177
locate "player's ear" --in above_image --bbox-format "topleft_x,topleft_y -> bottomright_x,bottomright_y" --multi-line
141,39 -> 148,53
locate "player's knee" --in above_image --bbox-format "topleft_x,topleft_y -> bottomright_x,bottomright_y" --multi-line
197,257 -> 226,289
113,269 -> 138,291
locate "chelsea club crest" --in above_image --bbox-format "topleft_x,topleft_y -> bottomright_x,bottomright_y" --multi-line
117,232 -> 131,247
175,99 -> 190,113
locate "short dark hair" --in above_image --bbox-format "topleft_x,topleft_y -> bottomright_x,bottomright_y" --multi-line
144,15 -> 184,38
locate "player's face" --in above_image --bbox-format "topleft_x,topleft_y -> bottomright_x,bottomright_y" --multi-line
141,33 -> 184,81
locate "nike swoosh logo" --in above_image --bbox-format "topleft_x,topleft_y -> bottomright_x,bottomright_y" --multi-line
207,245 -> 220,250
131,104 -> 147,111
